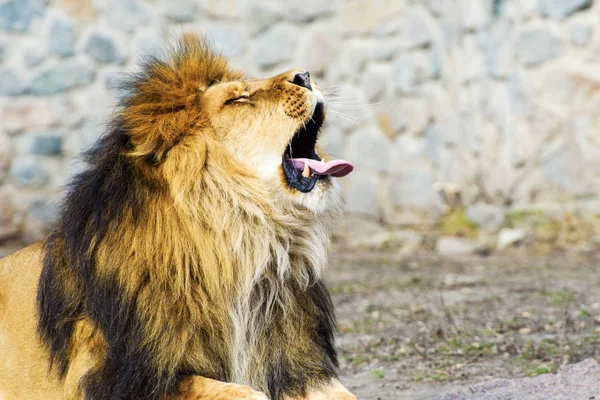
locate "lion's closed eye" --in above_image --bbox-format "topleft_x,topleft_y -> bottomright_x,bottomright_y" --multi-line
225,94 -> 249,104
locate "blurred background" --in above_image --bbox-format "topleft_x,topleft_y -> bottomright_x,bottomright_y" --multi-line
1,0 -> 600,399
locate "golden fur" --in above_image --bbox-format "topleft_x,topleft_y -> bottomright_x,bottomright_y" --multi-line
0,34 -> 355,400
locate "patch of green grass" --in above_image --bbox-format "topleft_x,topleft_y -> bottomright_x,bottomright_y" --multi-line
546,290 -> 576,306
371,369 -> 385,379
441,208 -> 479,238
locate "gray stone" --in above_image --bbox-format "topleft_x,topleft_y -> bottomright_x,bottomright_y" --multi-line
376,99 -> 406,137
0,68 -> 26,96
361,64 -> 390,101
438,359 -> 600,399
344,171 -> 379,216
31,135 -> 63,155
30,60 -> 94,95
390,163 -> 435,208
23,45 -> 46,67
164,0 -> 201,22
101,0 -> 149,33
247,4 -> 280,35
460,0 -> 493,30
0,186 -> 23,240
569,23 -> 592,46
0,0 -> 45,32
538,0 -> 592,19
209,26 -> 246,58
373,17 -> 402,37
49,17 -> 76,57
402,9 -> 432,48
395,135 -> 428,163
0,132 -> 12,179
0,41 -> 5,62
347,127 -> 393,173
436,237 -> 478,256
394,59 -> 417,94
425,125 -> 440,164
497,228 -> 526,250
517,27 -> 561,66
28,200 -> 59,228
84,32 -> 124,64
255,24 -> 297,68
10,157 -> 51,188
297,28 -> 339,74
466,203 -> 505,232
318,125 -> 344,158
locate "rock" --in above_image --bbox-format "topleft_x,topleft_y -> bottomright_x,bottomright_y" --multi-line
460,0 -> 493,30
438,359 -> 600,399
164,0 -> 201,22
376,99 -> 406,138
1,102 -> 57,134
0,0 -> 45,32
373,16 -> 402,37
341,0 -> 403,34
49,16 -> 76,57
209,26 -> 246,58
100,0 -> 148,32
0,132 -> 12,179
23,45 -> 47,67
394,59 -> 417,94
276,0 -> 335,21
345,230 -> 423,251
30,60 -> 95,95
84,32 -> 124,64
318,125 -> 344,158
57,0 -> 97,21
204,0 -> 243,19
442,273 -> 481,288
31,134 -> 63,155
538,0 -> 592,19
0,41 -> 6,62
401,9 -> 432,49
28,200 -> 59,229
436,237 -> 478,256
517,27 -> 561,66
343,171 -> 379,216
390,163 -> 436,208
395,135 -> 428,163
497,228 -> 526,249
361,64 -> 390,101
569,23 -> 592,46
0,68 -> 26,96
466,203 -> 505,232
0,186 -> 23,240
255,24 -> 297,68
10,157 -> 51,188
296,28 -> 339,75
347,127 -> 393,173
247,4 -> 280,35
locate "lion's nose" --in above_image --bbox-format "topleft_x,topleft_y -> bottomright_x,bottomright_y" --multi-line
291,71 -> 312,92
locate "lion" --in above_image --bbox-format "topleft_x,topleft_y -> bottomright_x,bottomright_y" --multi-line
0,34 -> 357,400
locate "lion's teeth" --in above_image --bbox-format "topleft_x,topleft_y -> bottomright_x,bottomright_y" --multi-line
302,163 -> 311,178
321,158 -> 325,163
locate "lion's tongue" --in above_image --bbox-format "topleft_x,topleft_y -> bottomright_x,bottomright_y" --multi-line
287,158 -> 354,178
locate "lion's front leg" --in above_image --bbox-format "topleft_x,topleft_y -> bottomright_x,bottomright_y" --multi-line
284,379 -> 356,400
173,376 -> 269,400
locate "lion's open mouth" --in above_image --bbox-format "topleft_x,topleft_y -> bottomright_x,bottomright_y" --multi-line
282,103 -> 353,193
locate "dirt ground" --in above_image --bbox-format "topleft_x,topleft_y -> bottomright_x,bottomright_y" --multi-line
330,246 -> 600,400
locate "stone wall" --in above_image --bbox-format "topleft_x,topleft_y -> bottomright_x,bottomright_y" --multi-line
2,0 -> 600,246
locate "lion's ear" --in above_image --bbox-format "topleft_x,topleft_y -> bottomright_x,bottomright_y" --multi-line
120,33 -> 242,161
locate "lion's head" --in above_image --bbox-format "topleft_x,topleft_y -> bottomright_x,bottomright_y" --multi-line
122,33 -> 352,215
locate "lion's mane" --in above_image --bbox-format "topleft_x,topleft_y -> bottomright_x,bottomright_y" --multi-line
37,35 -> 340,400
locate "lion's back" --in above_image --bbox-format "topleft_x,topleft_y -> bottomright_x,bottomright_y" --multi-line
0,242 -> 64,400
